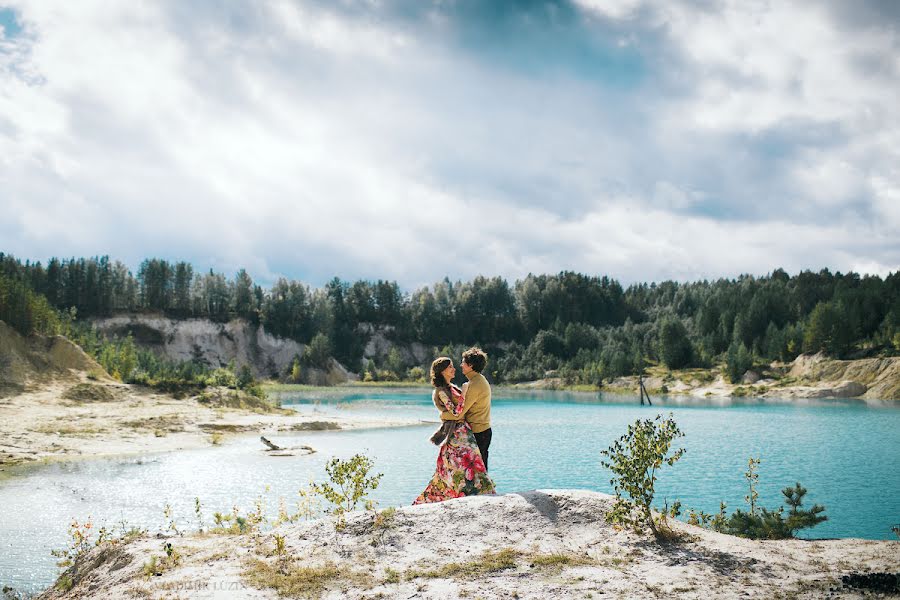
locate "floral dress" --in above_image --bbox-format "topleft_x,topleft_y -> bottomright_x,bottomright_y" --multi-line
413,385 -> 495,504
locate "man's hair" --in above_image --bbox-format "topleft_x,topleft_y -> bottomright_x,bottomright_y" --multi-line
462,347 -> 488,373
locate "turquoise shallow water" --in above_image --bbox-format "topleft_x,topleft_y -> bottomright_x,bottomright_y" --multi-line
1,390 -> 899,594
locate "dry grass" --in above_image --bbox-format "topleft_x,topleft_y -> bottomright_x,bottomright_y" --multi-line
121,415 -> 185,433
406,548 -> 521,580
31,422 -> 107,436
403,548 -> 598,582
62,383 -> 120,403
243,559 -> 374,598
290,421 -> 341,431
529,552 -> 594,570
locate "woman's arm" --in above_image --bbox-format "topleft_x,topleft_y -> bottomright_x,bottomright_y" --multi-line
434,389 -> 463,417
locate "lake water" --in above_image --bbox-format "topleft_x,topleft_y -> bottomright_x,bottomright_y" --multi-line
2,390 -> 899,594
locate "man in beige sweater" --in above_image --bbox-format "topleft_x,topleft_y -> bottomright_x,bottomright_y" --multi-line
440,347 -> 492,470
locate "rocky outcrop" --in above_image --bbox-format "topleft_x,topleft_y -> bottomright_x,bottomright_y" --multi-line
90,316 -> 307,379
602,353 -> 899,401
360,324 -> 432,365
36,489 -> 900,600
787,353 -> 900,400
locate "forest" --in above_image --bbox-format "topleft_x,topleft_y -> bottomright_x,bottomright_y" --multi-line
1,252 -> 898,386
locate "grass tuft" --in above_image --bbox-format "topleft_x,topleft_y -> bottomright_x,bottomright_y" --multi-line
243,559 -> 374,598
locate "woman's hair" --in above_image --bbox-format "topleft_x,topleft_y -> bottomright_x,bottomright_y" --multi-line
430,356 -> 452,388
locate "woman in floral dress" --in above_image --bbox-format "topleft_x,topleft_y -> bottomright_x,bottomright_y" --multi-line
413,357 -> 495,504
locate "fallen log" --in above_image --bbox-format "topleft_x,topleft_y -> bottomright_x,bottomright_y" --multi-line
259,435 -> 316,455
260,435 -> 282,451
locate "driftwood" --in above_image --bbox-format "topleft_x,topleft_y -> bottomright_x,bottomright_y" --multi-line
259,435 -> 316,456
260,435 -> 282,451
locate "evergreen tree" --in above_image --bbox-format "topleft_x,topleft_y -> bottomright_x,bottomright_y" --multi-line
658,317 -> 693,369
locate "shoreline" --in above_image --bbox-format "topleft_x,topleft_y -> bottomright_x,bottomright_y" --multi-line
4,371 -> 897,481
266,352 -> 900,402
0,379 -> 430,480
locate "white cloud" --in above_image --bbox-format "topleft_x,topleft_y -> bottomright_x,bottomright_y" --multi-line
0,0 -> 896,289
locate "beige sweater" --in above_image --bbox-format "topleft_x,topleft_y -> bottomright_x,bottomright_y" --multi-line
440,372 -> 491,433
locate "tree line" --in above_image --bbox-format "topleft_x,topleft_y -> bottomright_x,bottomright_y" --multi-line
1,253 -> 898,385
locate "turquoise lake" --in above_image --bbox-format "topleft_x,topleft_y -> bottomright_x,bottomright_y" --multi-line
2,390 -> 899,594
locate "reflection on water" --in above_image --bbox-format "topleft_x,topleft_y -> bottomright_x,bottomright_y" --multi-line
1,391 -> 899,594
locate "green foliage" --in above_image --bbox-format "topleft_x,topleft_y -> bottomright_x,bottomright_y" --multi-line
385,347 -> 404,377
691,460 -> 827,540
290,357 -> 302,383
600,414 -> 686,539
803,301 -> 854,357
3,252 -> 898,383
313,454 -> 383,529
303,333 -> 332,369
658,317 -> 693,369
0,271 -> 62,336
236,364 -> 255,389
744,457 -> 760,515
406,366 -> 426,383
725,341 -> 753,383
722,482 -> 827,539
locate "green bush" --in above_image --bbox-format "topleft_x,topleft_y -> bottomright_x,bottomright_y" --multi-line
688,458 -> 827,539
723,481 -> 826,539
600,414 -> 686,539
313,454 -> 383,529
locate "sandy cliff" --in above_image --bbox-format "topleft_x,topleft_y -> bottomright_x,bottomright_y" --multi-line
90,316 -> 306,379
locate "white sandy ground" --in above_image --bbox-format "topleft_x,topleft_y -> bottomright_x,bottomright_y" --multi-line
34,490 -> 899,600
0,381 -> 430,476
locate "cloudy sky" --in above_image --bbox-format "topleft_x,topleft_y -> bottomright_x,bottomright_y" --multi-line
1,0 -> 898,289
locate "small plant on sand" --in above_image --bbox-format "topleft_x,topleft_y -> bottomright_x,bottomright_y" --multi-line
211,505 -> 250,535
312,454 -> 383,530
600,413 -> 686,540
724,481 -> 827,539
194,497 -> 205,532
689,459 -> 827,539
142,541 -> 181,577
292,482 -> 322,522
163,502 -> 180,535
50,517 -> 95,569
744,457 -> 761,515
371,506 -> 397,548
271,533 -> 291,574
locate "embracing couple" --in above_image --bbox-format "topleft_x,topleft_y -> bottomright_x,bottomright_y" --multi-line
413,347 -> 496,504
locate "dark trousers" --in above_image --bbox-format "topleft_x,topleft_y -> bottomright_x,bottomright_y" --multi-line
474,428 -> 492,471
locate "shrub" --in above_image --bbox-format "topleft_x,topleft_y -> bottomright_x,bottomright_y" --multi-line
600,413 -> 686,539
690,458 -> 827,540
723,482 -> 826,539
313,454 -> 383,529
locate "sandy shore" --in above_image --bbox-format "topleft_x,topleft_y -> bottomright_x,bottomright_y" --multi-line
35,490 -> 900,599
0,380 -> 430,477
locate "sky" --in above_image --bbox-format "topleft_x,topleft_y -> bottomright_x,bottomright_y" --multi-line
1,0 -> 898,290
